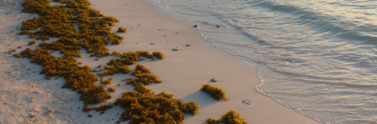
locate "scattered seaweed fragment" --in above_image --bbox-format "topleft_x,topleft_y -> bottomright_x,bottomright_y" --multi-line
127,64 -> 162,85
83,103 -> 114,112
97,64 -> 130,77
13,53 -> 21,58
100,77 -> 112,85
204,110 -> 248,124
201,84 -> 229,101
117,27 -> 127,33
152,51 -> 165,60
28,41 -> 36,46
107,87 -> 115,92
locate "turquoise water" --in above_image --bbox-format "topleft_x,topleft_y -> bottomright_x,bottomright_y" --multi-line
157,0 -> 377,123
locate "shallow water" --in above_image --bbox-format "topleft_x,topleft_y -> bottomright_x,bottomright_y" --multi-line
157,0 -> 377,123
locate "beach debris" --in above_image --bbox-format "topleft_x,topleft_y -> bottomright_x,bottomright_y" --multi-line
211,78 -> 217,82
193,25 -> 198,28
138,24 -> 141,26
117,27 -> 127,33
95,58 -> 99,61
176,32 -> 179,34
295,108 -> 301,112
17,46 -> 22,49
158,29 -> 161,30
186,44 -> 191,47
216,25 -> 220,28
172,48 -> 178,51
164,35 -> 166,37
285,59 -> 292,63
150,43 -> 155,45
29,113 -> 37,118
242,100 -> 251,105
117,83 -> 121,86
88,113 -> 93,118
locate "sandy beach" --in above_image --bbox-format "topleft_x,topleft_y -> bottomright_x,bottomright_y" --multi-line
0,0 -> 319,123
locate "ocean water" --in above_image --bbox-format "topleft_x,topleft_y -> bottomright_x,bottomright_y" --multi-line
156,0 -> 377,123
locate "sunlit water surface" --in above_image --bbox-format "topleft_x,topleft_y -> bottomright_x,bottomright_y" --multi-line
157,0 -> 377,123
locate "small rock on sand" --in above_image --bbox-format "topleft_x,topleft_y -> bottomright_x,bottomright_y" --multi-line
211,79 -> 217,82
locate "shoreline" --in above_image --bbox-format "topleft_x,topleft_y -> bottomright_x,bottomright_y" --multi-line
0,0 -> 319,124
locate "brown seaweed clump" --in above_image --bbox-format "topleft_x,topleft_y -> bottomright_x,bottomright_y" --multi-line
28,41 -> 36,46
107,87 -> 115,92
117,27 -> 127,33
127,64 -> 162,85
152,51 -> 165,60
83,103 -> 114,113
201,84 -> 229,101
115,84 -> 199,123
100,77 -> 112,85
205,110 -> 248,124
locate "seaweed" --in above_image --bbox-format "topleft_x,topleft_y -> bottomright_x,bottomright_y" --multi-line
152,51 -> 165,60
83,103 -> 114,112
107,87 -> 115,92
13,53 -> 21,58
117,27 -> 127,33
201,84 -> 229,101
204,110 -> 248,124
100,77 -> 112,85
97,63 -> 130,77
115,87 -> 199,123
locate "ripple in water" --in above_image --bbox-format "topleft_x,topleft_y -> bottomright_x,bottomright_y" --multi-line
157,0 -> 377,123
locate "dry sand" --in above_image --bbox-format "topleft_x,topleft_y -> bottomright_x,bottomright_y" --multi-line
0,0 -> 320,123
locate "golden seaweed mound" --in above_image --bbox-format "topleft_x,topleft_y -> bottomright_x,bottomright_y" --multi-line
205,110 -> 248,124
117,27 -> 127,33
201,84 -> 229,101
